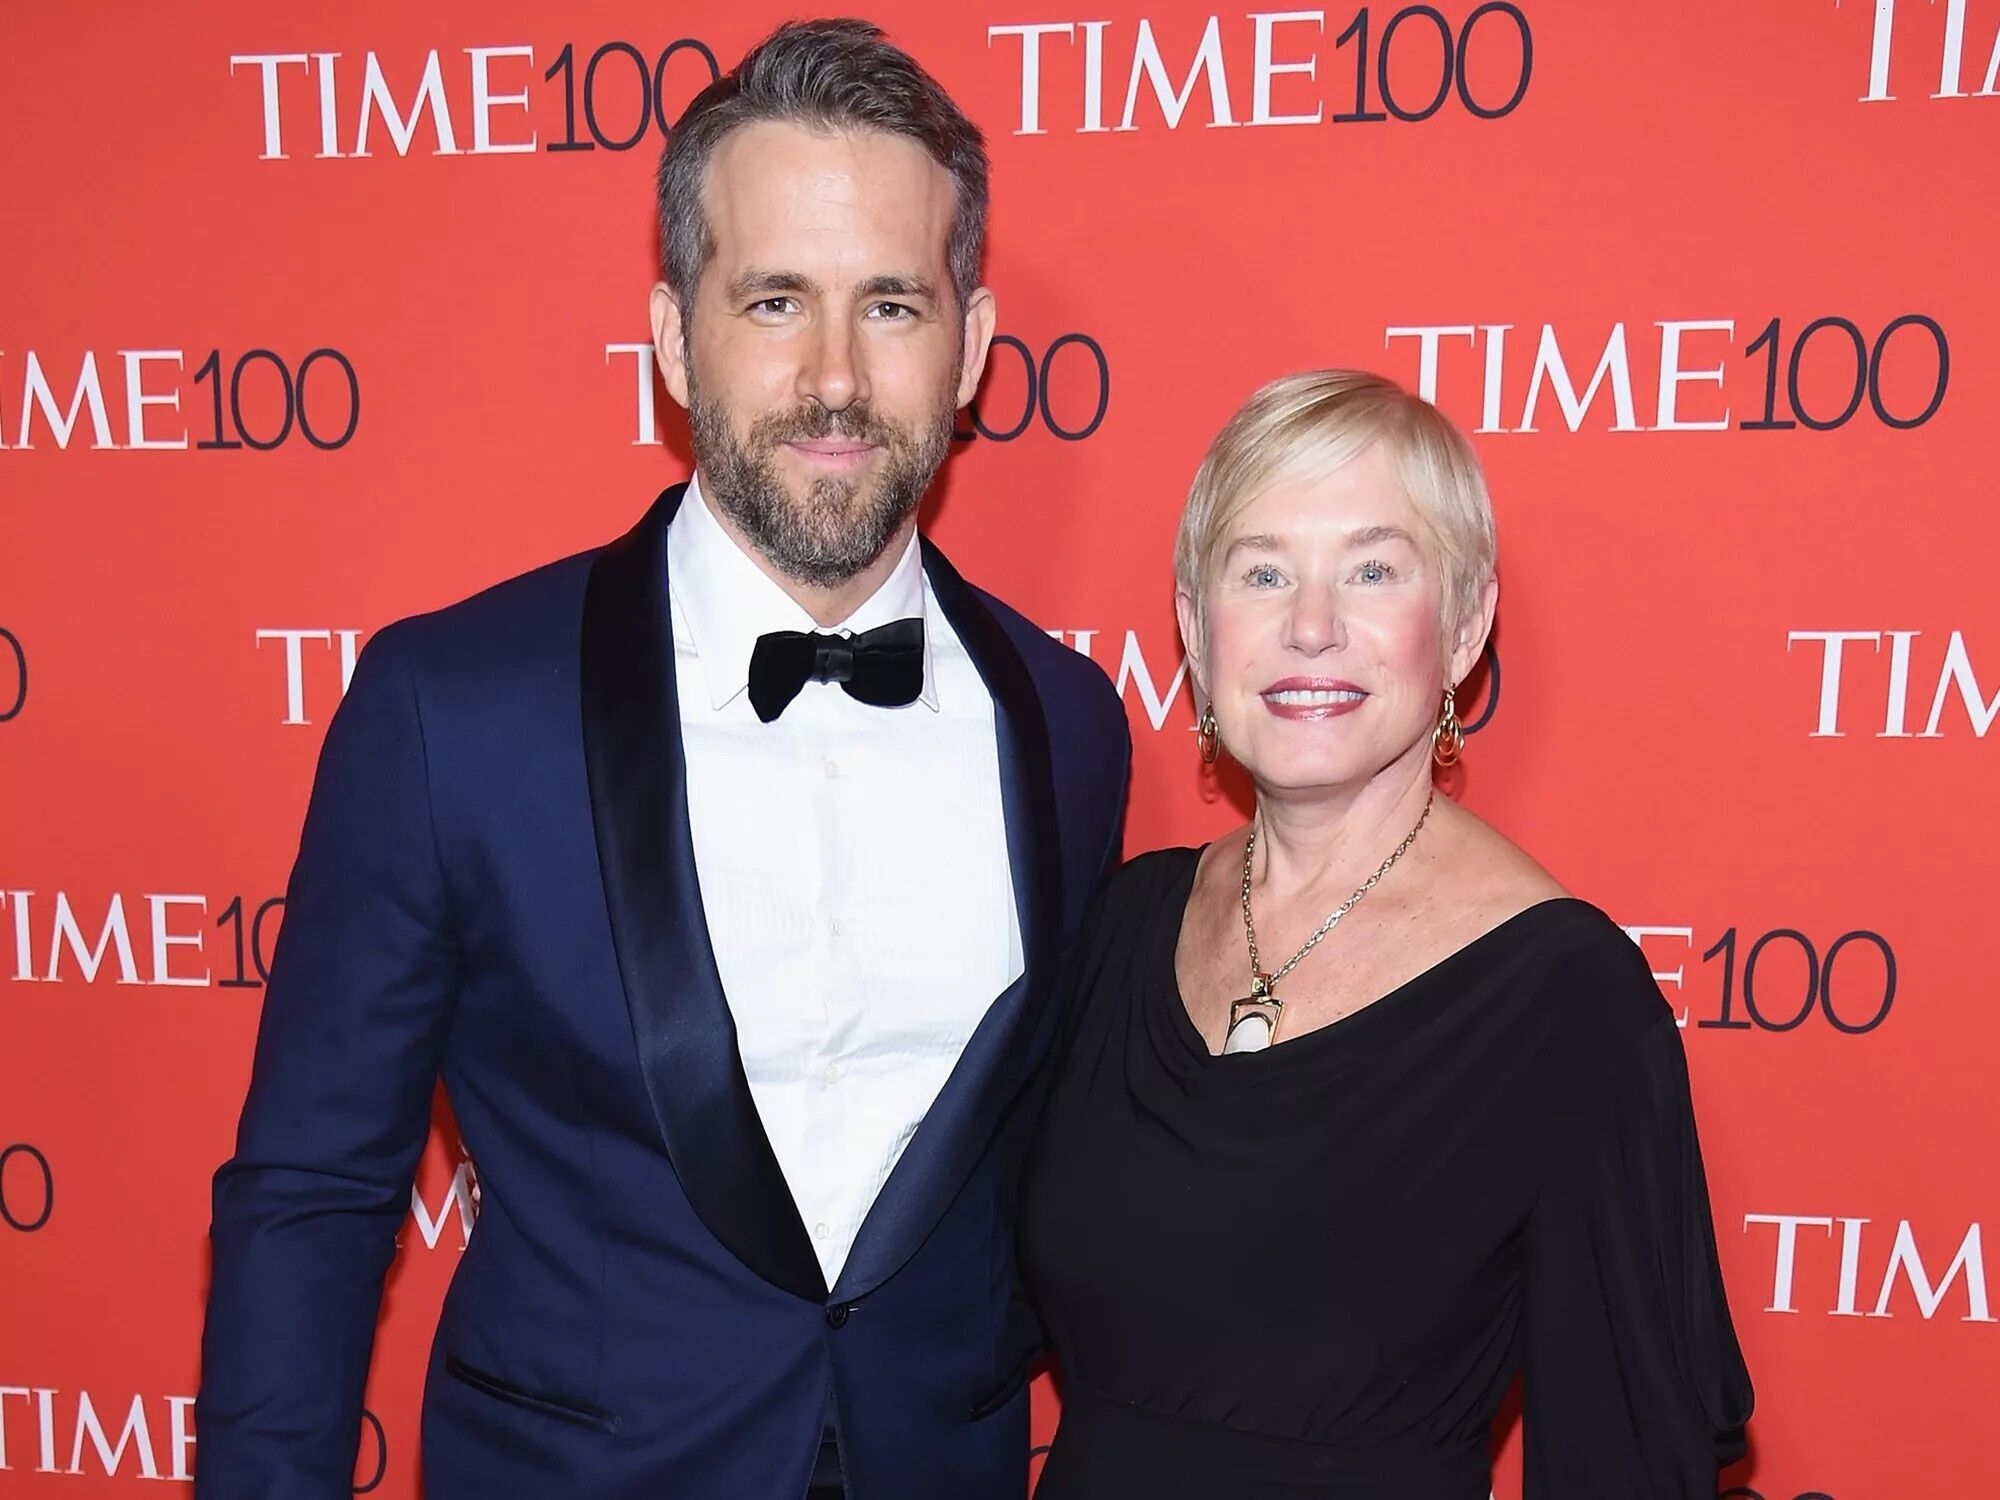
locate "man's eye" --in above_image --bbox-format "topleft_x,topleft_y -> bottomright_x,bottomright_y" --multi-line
867,302 -> 916,320
749,297 -> 797,316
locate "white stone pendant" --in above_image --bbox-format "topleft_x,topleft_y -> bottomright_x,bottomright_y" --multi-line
1222,996 -> 1280,1055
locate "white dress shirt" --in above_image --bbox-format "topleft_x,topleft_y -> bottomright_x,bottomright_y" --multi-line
667,476 -> 1022,1286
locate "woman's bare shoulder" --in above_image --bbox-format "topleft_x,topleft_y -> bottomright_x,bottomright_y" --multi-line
1421,797 -> 1570,924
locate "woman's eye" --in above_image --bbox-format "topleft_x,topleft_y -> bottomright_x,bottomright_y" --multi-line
1354,560 -> 1395,585
1246,564 -> 1284,587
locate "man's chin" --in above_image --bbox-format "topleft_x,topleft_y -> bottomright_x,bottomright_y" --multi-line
784,470 -> 886,525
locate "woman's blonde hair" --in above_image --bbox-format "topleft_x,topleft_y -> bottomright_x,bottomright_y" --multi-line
1174,370 -> 1497,653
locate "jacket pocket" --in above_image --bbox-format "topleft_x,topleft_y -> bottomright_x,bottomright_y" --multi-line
444,1355 -> 621,1433
968,1371 -> 1029,1421
968,1348 -> 1039,1421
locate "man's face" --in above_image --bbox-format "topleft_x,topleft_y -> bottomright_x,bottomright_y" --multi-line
652,120 -> 995,589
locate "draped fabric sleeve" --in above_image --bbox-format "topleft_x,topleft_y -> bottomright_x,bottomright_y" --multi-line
1522,1004 -> 1754,1498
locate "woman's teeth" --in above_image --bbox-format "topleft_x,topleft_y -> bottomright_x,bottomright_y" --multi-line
1266,689 -> 1366,706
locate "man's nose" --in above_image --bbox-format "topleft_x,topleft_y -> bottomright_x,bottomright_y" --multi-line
797,316 -> 866,411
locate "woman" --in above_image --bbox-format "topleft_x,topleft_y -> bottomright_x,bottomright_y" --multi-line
1020,371 -> 1752,1498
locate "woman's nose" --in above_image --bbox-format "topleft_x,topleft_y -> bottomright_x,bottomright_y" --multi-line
1283,585 -> 1347,655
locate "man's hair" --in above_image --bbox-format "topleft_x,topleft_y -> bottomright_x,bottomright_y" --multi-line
656,18 -> 989,314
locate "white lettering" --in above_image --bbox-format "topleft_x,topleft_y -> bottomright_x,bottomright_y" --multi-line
1787,630 -> 1880,737
230,53 -> 310,158
1114,630 -> 1193,731
120,350 -> 187,450
467,46 -> 537,153
314,52 -> 343,158
1620,926 -> 1694,1028
68,1392 -> 159,1479
605,343 -> 658,445
355,50 -> 462,157
1922,630 -> 1999,736
1872,1220 -> 1996,1321
988,23 -> 1075,135
1383,325 -> 1475,403
258,629 -> 333,726
1936,0 -> 1971,94
1922,0 -> 2000,97
1832,1216 -> 1871,1316
1654,320 -> 1734,431
1520,323 -> 1641,433
1119,18 -> 1237,130
47,893 -> 140,986
1080,21 -> 1112,131
1477,324 -> 1511,433
408,1160 -> 481,1249
335,629 -> 363,697
0,1386 -> 29,1470
1880,629 -> 1919,735
37,1389 -> 56,1474
1251,11 -> 1324,125
4,892 -> 35,981
1743,1213 -> 1834,1313
16,352 -> 113,450
166,1396 -> 196,1482
147,895 -> 210,988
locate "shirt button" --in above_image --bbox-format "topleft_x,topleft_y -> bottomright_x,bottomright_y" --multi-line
828,915 -> 843,938
823,758 -> 839,779
825,1302 -> 851,1329
823,1062 -> 843,1084
813,1222 -> 830,1241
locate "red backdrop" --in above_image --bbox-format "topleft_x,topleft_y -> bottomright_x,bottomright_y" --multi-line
3,1 -> 1996,1493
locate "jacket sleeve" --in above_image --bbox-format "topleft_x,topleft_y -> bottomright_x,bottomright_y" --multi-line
1092,711 -> 1132,898
196,623 -> 462,1498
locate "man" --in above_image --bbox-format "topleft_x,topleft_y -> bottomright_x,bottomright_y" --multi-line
195,19 -> 1130,1500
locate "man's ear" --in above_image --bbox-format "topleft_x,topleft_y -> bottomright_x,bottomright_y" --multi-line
651,282 -> 691,410
955,286 -> 998,408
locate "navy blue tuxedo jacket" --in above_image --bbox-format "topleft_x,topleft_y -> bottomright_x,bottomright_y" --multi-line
196,485 -> 1131,1499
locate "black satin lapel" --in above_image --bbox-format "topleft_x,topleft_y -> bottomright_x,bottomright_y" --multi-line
833,541 -> 1063,1301
918,541 -> 1063,1017
580,483 -> 827,1303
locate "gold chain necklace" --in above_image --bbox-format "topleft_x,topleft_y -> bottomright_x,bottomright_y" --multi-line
1224,788 -> 1436,1055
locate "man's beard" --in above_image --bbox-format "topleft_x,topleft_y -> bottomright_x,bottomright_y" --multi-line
688,367 -> 959,591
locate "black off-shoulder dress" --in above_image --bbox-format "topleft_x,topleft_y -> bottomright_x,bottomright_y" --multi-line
1019,849 -> 1754,1500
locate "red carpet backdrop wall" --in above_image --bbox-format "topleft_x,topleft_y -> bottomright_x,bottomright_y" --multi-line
3,0 -> 1996,1493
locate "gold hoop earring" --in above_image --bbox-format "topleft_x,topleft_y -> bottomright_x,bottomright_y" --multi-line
1432,686 -> 1464,768
1197,705 -> 1221,764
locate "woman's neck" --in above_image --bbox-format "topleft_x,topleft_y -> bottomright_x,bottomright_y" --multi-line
1251,754 -> 1437,900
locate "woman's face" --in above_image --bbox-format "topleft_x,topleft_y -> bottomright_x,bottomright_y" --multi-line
1177,443 -> 1493,798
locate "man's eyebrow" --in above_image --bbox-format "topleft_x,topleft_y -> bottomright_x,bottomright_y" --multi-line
724,269 -> 821,302
857,274 -> 939,301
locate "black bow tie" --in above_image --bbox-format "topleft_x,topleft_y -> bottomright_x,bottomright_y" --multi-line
746,617 -> 926,723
